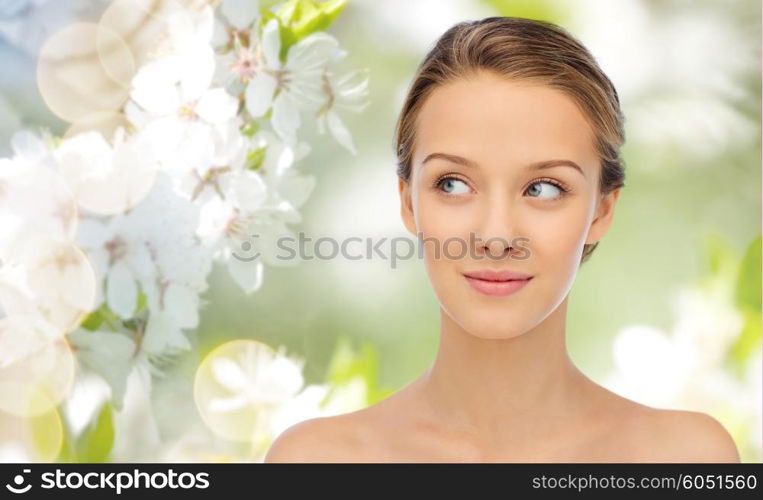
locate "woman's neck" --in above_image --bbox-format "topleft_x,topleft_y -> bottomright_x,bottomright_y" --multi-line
418,296 -> 595,444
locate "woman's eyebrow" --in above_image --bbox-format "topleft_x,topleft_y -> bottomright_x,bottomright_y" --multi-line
422,152 -> 586,178
422,152 -> 479,169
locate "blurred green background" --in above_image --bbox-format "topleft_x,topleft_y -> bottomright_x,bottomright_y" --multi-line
201,0 -> 761,460
201,0 -> 761,403
0,0 -> 760,462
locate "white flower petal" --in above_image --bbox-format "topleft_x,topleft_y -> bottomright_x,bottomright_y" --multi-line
196,88 -> 239,124
285,32 -> 338,72
260,355 -> 304,396
326,109 -> 356,155
315,112 -> 327,135
287,76 -> 325,108
208,394 -> 249,413
244,73 -> 277,117
107,261 -> 137,319
143,312 -> 190,355
127,243 -> 154,280
174,121 -> 215,170
10,130 -> 47,161
222,0 -> 260,30
277,169 -> 315,209
178,45 -> 216,102
211,357 -> 248,392
233,170 -> 268,212
131,60 -> 181,115
76,218 -> 113,249
271,92 -> 300,144
163,283 -> 199,330
227,255 -> 263,295
68,330 -> 136,410
195,5 -> 215,43
211,16 -> 229,48
261,18 -> 281,67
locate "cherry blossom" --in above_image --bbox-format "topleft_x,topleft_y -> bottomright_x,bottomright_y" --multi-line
245,18 -> 341,145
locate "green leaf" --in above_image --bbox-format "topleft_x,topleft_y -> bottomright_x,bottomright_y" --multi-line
55,413 -> 78,463
325,337 -> 375,386
729,310 -> 762,371
75,402 -> 115,463
80,303 -> 121,331
324,337 -> 392,405
242,121 -> 261,137
703,232 -> 737,278
134,290 -> 147,316
735,236 -> 762,312
80,309 -> 104,331
261,0 -> 284,9
727,236 -> 762,372
478,0 -> 569,22
292,0 -> 348,38
274,0 -> 349,58
56,439 -> 77,463
245,146 -> 267,171
28,398 -> 64,461
276,0 -> 316,27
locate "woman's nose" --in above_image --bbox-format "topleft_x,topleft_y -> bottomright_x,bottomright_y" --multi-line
475,197 -> 522,259
481,236 -> 511,258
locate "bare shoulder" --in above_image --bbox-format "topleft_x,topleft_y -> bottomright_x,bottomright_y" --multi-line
624,407 -> 740,463
264,412 -> 368,463
264,382 -> 419,462
582,376 -> 740,462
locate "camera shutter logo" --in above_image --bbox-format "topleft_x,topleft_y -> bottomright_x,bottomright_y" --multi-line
6,469 -> 32,494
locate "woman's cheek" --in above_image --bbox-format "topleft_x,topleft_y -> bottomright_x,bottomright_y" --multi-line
417,196 -> 475,265
525,203 -> 590,279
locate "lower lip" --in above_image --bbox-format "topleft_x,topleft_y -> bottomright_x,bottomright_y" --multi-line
464,276 -> 532,297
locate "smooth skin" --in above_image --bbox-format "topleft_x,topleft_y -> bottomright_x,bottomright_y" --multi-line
265,70 -> 740,463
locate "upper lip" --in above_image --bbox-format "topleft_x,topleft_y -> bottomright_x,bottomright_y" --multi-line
463,270 -> 533,281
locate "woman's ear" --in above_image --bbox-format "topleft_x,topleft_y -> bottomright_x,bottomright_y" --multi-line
398,178 -> 417,236
585,188 -> 621,246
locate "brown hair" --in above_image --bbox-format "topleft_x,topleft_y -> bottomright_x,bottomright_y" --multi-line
393,16 -> 626,263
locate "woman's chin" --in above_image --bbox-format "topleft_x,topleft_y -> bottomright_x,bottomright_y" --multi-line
467,328 -> 529,340
457,318 -> 532,340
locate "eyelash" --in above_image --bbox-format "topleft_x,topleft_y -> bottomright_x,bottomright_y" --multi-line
529,177 -> 571,198
432,174 -> 571,199
432,174 -> 468,196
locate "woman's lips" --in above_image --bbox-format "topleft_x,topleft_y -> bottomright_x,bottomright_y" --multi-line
463,271 -> 533,297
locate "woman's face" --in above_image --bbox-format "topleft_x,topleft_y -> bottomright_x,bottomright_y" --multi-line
399,70 -> 620,339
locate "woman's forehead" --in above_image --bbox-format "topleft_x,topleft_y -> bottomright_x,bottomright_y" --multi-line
414,73 -> 599,169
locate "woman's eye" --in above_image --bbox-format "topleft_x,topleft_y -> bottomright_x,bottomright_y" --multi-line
526,181 -> 562,199
438,177 -> 470,195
